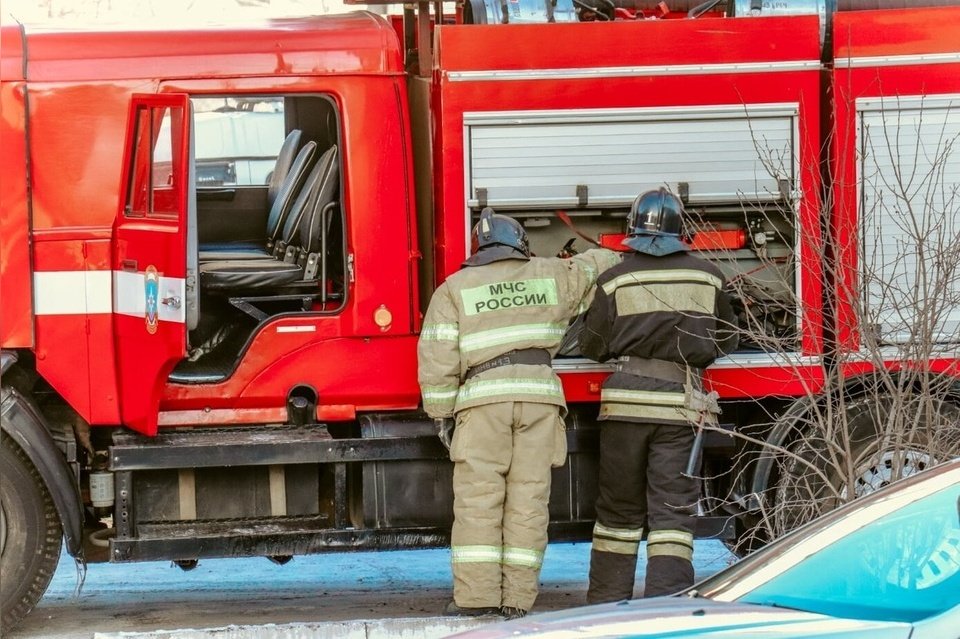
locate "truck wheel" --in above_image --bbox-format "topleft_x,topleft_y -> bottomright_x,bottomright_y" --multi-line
723,515 -> 766,558
772,395 -> 960,538
1,433 -> 62,633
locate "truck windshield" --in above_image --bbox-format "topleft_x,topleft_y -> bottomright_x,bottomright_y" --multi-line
737,482 -> 960,623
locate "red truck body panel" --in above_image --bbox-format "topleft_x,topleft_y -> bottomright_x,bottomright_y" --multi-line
0,25 -> 33,349
831,7 -> 960,353
433,17 -> 825,400
19,14 -> 403,83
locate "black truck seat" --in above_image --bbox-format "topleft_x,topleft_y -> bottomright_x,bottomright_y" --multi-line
198,135 -> 315,260
266,129 -> 303,211
198,129 -> 303,253
293,145 -> 340,274
198,144 -> 339,293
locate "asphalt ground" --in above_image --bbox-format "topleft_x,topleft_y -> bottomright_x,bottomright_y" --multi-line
10,541 -> 735,639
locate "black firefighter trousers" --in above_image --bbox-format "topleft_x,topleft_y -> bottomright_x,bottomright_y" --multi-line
587,420 -> 698,602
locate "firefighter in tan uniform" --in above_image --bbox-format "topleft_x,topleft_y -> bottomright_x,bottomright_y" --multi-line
418,208 -> 619,619
582,188 -> 738,601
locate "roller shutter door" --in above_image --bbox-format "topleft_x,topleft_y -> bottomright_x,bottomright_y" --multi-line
859,97 -> 960,345
465,105 -> 797,209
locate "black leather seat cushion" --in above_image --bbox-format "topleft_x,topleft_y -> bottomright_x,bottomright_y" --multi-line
199,259 -> 303,292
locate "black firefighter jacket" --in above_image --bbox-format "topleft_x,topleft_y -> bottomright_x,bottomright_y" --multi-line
580,250 -> 738,425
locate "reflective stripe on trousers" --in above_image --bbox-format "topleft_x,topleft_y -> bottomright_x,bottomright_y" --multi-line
591,522 -> 643,556
451,545 -> 503,564
450,545 -> 543,569
647,529 -> 694,561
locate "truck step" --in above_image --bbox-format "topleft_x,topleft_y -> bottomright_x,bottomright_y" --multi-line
109,517 -> 734,562
110,516 -> 449,562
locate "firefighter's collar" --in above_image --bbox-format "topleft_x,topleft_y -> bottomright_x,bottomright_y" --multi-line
621,234 -> 688,256
463,245 -> 530,267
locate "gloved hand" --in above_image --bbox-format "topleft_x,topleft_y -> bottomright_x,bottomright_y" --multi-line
556,238 -> 578,258
435,417 -> 455,451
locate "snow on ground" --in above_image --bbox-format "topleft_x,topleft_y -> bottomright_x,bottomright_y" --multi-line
10,542 -> 735,639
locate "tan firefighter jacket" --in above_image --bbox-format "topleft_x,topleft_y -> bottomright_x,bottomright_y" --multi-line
418,248 -> 620,418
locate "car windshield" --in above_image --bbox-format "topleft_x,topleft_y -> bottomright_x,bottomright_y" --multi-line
734,481 -> 960,623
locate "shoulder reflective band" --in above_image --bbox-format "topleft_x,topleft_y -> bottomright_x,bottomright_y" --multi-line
601,270 -> 722,296
460,278 -> 559,316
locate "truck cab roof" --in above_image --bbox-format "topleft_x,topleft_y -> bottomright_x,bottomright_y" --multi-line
2,12 -> 403,82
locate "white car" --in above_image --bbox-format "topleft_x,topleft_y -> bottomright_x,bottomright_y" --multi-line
193,110 -> 285,186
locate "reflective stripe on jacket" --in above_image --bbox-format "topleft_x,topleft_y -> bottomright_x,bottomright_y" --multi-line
581,251 -> 738,425
418,248 -> 620,417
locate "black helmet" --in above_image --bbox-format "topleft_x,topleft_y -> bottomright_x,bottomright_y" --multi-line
627,187 -> 684,237
622,188 -> 688,256
464,207 -> 530,266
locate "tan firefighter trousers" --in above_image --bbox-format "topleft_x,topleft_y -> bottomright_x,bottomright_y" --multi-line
449,401 -> 566,611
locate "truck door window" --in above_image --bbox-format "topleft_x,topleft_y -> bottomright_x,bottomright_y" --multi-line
125,105 -> 184,219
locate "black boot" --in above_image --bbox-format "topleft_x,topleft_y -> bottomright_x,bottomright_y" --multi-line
500,606 -> 527,620
644,555 -> 695,597
443,600 -> 502,617
587,549 -> 638,604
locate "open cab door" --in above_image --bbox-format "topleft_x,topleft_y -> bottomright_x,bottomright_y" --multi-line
113,94 -> 196,436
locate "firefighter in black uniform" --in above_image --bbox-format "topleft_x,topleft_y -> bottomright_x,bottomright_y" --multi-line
582,188 -> 738,602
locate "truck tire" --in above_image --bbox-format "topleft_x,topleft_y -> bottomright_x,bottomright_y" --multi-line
1,432 -> 62,633
772,394 -> 960,537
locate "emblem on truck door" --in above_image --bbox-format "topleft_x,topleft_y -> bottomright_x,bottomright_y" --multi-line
145,265 -> 159,334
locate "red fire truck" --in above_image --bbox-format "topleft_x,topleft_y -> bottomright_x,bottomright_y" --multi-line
2,0 -> 960,630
